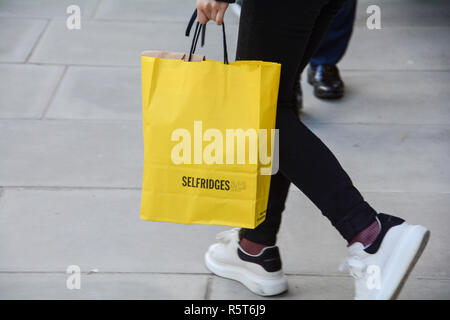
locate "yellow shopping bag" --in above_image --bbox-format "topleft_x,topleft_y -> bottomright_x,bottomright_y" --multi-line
140,21 -> 281,228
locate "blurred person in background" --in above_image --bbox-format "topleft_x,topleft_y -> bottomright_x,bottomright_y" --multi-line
297,0 -> 356,110
231,0 -> 356,111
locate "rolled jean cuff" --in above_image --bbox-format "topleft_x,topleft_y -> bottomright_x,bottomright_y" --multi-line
238,228 -> 277,247
334,202 -> 378,242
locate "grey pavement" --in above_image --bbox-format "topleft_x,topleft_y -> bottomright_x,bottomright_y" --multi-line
0,0 -> 449,300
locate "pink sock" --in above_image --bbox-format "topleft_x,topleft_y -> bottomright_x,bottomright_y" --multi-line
239,238 -> 269,255
349,219 -> 381,247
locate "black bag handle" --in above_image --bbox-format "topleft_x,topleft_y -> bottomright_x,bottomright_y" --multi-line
185,9 -> 229,64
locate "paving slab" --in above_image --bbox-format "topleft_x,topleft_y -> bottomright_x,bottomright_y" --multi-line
300,71 -> 450,125
209,275 -> 352,300
0,188 -> 448,279
0,120 -> 143,188
340,26 -> 450,71
1,272 -> 446,300
278,190 -> 450,278
44,66 -> 450,124
3,0 -> 447,27
208,275 -> 450,300
45,66 -> 141,120
95,0 -> 450,27
306,123 -> 450,193
29,19 -> 450,70
399,277 -> 450,300
0,64 -> 64,119
0,120 -> 448,192
0,273 -> 208,299
0,0 -> 99,19
94,0 -> 240,24
28,17 -> 450,71
355,0 -> 450,27
0,188 -> 224,273
29,20 -> 239,66
0,18 -> 47,62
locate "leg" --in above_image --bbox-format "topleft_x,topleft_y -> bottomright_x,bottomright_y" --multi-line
306,0 -> 356,99
236,0 -> 327,243
295,0 -> 352,110
206,1 -> 430,299
239,171 -> 291,246
309,0 -> 357,69
276,107 -> 376,241
236,0 -> 376,242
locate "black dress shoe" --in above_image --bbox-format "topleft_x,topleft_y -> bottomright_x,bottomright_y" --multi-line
307,64 -> 344,99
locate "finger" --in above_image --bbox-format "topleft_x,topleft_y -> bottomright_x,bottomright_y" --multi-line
215,8 -> 226,25
197,9 -> 209,24
210,7 -> 219,23
203,4 -> 212,21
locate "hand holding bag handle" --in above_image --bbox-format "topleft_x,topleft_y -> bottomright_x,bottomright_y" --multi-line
186,9 -> 229,64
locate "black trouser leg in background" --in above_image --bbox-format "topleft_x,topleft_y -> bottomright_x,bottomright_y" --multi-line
310,0 -> 357,69
237,0 -> 377,245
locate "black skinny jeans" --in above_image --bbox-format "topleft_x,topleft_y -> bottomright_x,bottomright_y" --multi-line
236,0 -> 377,245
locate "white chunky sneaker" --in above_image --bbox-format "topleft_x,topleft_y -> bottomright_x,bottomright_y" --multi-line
340,214 -> 430,300
204,228 -> 288,296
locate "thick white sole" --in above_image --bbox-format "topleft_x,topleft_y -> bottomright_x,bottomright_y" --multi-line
377,225 -> 430,300
204,249 -> 288,297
